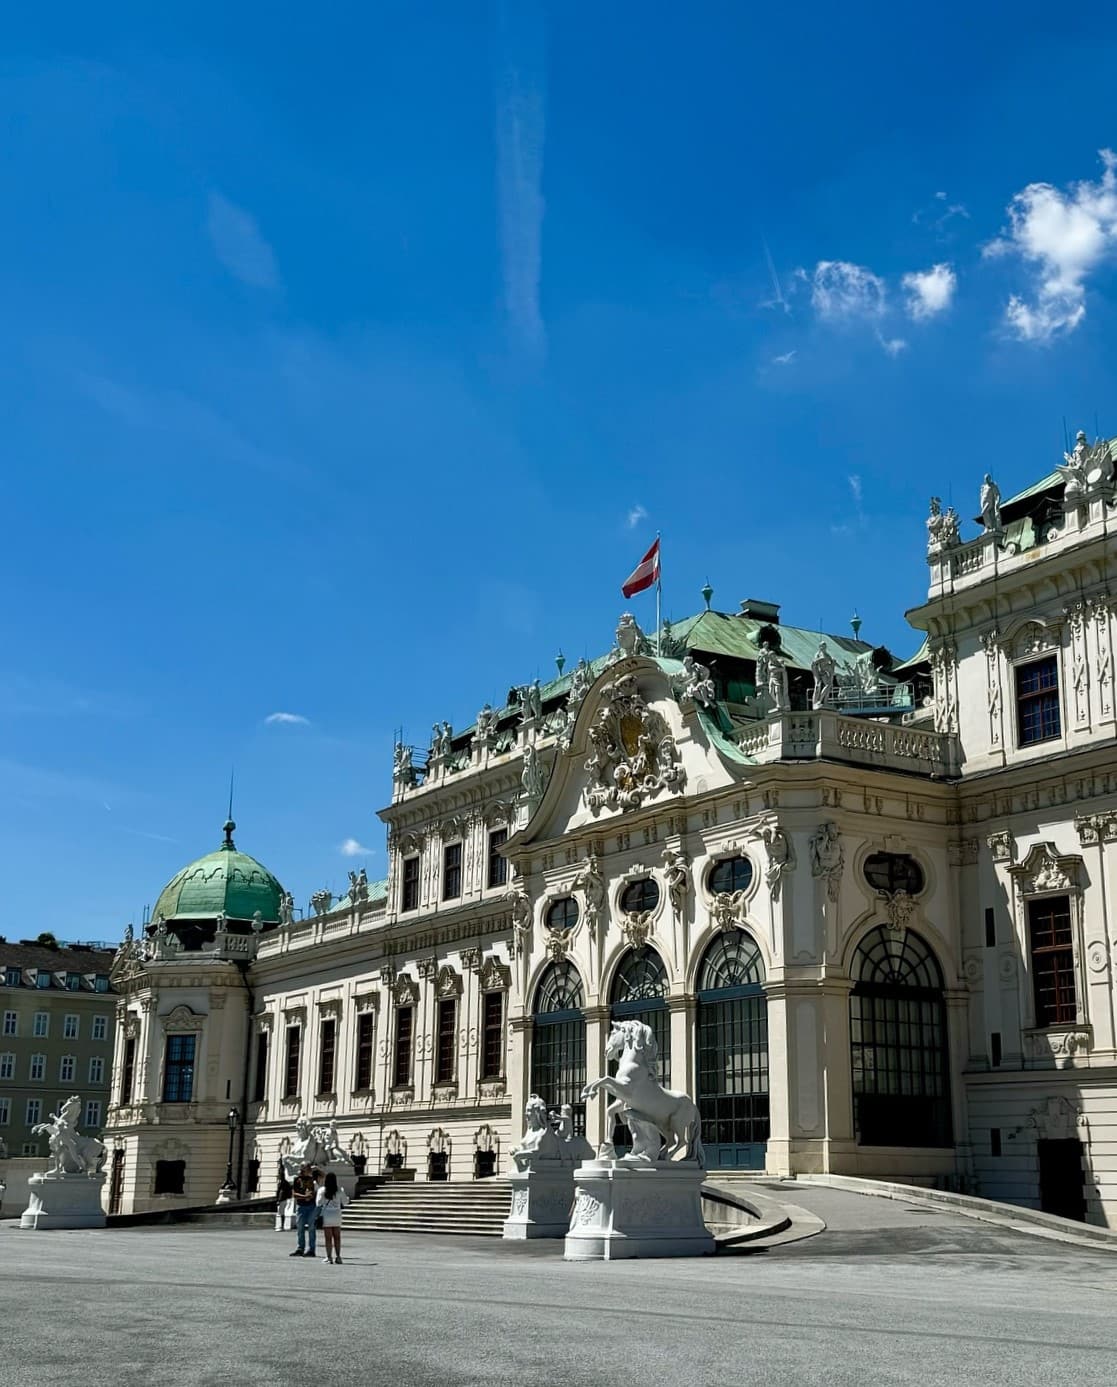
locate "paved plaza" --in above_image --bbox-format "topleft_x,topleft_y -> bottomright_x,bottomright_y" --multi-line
3,1186 -> 1117,1387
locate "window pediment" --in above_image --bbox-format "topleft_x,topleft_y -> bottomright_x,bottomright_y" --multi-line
1009,842 -> 1083,896
161,1004 -> 205,1032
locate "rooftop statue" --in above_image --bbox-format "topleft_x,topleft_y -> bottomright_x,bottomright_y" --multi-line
810,641 -> 837,709
518,679 -> 543,722
33,1095 -> 106,1177
926,496 -> 961,552
674,653 -> 716,708
474,704 -> 495,741
762,645 -> 789,713
278,890 -> 295,927
581,1020 -> 704,1166
980,473 -> 1002,533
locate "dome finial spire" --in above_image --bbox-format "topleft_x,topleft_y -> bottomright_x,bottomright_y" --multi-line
223,768 -> 236,848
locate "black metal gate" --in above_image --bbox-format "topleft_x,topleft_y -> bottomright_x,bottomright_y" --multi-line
530,1012 -> 587,1133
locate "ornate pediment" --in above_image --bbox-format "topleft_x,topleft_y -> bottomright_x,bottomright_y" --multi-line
393,974 -> 419,1007
1009,842 -> 1083,897
436,965 -> 462,998
479,957 -> 511,992
583,672 -> 685,814
162,1004 -> 205,1032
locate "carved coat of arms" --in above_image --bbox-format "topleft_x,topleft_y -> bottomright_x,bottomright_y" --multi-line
583,673 -> 685,814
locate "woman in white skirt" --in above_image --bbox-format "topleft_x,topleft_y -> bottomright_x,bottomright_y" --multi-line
316,1171 -> 350,1264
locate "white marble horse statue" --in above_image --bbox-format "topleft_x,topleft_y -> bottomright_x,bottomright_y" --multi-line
581,1020 -> 704,1166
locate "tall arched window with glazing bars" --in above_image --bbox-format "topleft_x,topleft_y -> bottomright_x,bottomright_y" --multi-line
608,947 -> 671,1149
696,929 -> 769,1170
849,926 -> 952,1147
530,961 -> 587,1134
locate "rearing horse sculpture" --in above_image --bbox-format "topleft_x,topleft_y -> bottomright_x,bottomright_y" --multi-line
581,1020 -> 704,1167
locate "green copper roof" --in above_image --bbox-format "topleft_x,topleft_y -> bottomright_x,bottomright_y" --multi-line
152,820 -> 285,924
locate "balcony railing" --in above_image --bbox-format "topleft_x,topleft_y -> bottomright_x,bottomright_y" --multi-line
735,710 -> 956,778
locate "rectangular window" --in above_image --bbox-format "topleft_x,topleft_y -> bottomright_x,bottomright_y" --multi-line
84,1100 -> 102,1129
1028,895 -> 1077,1027
60,1055 -> 76,1083
487,829 -> 508,889
92,1015 -> 107,1041
66,973 -> 81,991
401,856 -> 420,912
355,1012 -> 375,1091
89,1056 -> 105,1084
64,1014 -> 79,1040
318,1017 -> 337,1094
33,1012 -> 48,1038
481,991 -> 504,1080
990,1128 -> 1002,1158
393,1006 -> 413,1087
0,1098 -> 9,1125
94,975 -> 109,993
253,1031 -> 269,1102
4,967 -> 20,987
26,1098 -> 41,1125
283,1026 -> 301,1100
1016,656 -> 1061,746
162,1034 -> 196,1103
2,1011 -> 15,1036
29,1053 -> 45,1082
36,971 -> 51,989
0,1053 -> 13,1080
120,1035 -> 136,1105
153,1159 -> 185,1195
442,842 -> 463,901
435,999 -> 456,1084
984,908 -> 996,948
991,1032 -> 1002,1067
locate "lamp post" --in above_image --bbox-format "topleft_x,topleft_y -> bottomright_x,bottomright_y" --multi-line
217,1107 -> 239,1203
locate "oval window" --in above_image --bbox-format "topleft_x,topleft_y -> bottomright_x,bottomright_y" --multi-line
863,852 -> 924,896
620,878 -> 660,914
545,896 -> 579,932
708,856 -> 754,896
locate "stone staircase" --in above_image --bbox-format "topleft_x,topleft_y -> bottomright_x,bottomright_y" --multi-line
345,1178 -> 512,1237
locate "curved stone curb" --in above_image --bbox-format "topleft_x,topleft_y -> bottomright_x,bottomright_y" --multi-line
703,1181 -> 825,1250
797,1174 -> 1117,1252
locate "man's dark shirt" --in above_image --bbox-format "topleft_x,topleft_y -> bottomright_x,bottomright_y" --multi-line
293,1175 -> 316,1206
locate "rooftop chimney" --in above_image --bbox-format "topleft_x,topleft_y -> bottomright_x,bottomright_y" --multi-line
739,599 -> 780,623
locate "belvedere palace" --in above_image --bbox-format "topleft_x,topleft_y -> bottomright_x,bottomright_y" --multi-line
102,432 -> 1117,1227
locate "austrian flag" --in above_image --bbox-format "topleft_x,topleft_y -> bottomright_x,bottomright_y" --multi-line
621,538 -> 661,598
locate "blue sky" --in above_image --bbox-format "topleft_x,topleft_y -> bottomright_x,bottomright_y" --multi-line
4,4 -> 1117,938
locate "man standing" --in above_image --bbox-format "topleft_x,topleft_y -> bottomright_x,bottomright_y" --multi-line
290,1163 -> 318,1258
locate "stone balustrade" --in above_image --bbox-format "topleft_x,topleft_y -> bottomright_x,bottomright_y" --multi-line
736,710 -> 956,778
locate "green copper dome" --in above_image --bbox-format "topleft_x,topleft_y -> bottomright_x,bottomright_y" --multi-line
152,820 -> 284,925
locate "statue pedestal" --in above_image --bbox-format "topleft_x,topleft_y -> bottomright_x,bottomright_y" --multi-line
20,1171 -> 107,1230
563,1159 -> 714,1260
502,1165 -> 574,1239
330,1162 -> 358,1200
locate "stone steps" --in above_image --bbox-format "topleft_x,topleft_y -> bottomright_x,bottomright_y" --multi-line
344,1179 -> 512,1237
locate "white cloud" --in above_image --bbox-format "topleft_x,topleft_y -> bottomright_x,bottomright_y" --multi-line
206,192 -> 280,290
848,474 -> 863,505
265,711 -> 309,726
772,350 -> 797,365
878,334 -> 908,357
902,263 -> 957,320
985,149 -> 1117,341
339,837 -> 374,858
627,503 -> 648,529
806,261 -> 886,321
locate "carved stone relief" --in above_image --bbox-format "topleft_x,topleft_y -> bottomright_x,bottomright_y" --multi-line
1008,842 -> 1082,896
1064,599 -> 1090,729
479,957 -> 511,993
987,831 -> 1016,864
929,639 -> 958,734
756,821 -> 795,901
436,965 -> 462,998
583,672 -> 685,814
809,823 -> 844,902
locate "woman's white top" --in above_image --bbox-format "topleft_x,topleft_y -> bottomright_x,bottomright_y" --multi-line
316,1186 -> 350,1227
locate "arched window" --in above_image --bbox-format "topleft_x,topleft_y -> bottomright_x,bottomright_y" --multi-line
696,930 -> 769,1170
609,949 -> 670,1151
530,961 -> 586,1134
620,878 -> 660,914
850,926 -> 952,1148
708,856 -> 754,896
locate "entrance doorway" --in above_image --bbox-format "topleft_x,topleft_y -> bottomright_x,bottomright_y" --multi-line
109,1148 -> 126,1215
1037,1139 -> 1086,1222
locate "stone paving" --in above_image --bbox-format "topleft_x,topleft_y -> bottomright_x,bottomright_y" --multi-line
3,1189 -> 1117,1387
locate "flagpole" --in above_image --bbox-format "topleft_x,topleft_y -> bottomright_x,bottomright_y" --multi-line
656,530 -> 662,657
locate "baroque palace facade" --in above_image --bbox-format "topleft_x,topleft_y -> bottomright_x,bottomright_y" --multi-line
104,432 -> 1117,1226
